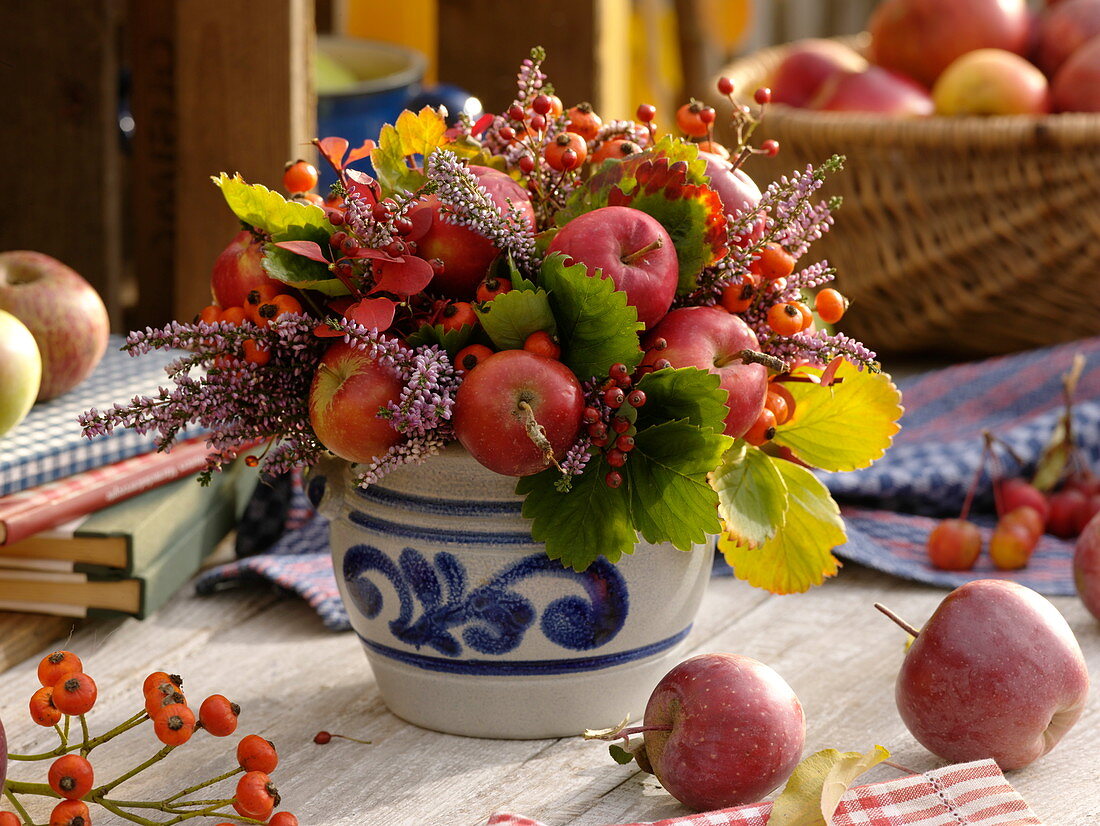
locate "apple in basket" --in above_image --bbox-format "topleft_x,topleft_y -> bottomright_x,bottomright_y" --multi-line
879,580 -> 1089,770
1034,0 -> 1100,78
769,38 -> 869,108
932,49 -> 1050,115
0,251 -> 109,402
809,66 -> 935,116
1052,35 -> 1100,111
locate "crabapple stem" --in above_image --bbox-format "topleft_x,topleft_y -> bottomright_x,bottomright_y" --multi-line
733,348 -> 788,373
620,237 -> 663,265
960,432 -> 992,520
517,399 -> 564,474
874,603 -> 920,639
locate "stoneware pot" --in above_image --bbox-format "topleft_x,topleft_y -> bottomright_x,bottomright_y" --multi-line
313,445 -> 712,739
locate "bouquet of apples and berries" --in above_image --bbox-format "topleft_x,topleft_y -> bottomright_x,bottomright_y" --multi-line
81,48 -> 902,591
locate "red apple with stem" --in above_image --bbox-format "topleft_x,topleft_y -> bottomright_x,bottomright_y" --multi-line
308,341 -> 404,464
0,251 -> 110,402
635,653 -> 805,811
878,580 -> 1089,770
546,206 -> 678,329
640,307 -> 769,438
211,230 -> 286,309
453,350 -> 584,477
698,152 -> 764,246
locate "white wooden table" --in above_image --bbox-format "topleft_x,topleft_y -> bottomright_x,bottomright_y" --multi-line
1,562 -> 1097,825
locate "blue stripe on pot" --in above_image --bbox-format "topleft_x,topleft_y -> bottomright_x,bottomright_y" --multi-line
352,484 -> 524,517
348,509 -> 537,546
356,625 -> 692,676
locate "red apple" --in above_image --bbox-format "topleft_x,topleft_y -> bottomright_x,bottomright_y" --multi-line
894,580 -> 1089,770
546,206 -> 678,329
1074,511 -> 1100,619
308,341 -> 404,464
640,653 -> 805,811
933,49 -> 1050,114
0,251 -> 110,402
640,307 -> 768,439
810,66 -> 935,116
770,38 -> 869,108
1052,34 -> 1100,110
210,230 -> 285,309
1035,0 -> 1100,76
868,0 -> 1031,88
0,309 -> 41,436
453,350 -> 584,477
409,165 -> 536,298
698,152 -> 764,246
997,477 -> 1051,523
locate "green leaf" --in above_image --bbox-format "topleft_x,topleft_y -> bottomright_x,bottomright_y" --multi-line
711,444 -> 789,549
517,457 -> 638,571
773,361 -> 903,472
608,744 -> 635,765
718,458 -> 844,594
635,367 -> 728,433
626,421 -> 732,549
539,252 -> 644,381
474,289 -> 556,350
373,123 -> 425,194
404,323 -> 475,359
261,244 -> 350,296
768,746 -> 890,826
213,173 -> 332,239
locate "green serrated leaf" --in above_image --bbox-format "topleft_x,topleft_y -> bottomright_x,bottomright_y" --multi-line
262,244 -> 350,296
517,457 -> 637,571
214,173 -> 332,239
773,361 -> 903,472
712,444 -> 789,549
608,745 -> 635,765
404,322 -> 475,359
539,252 -> 643,381
635,367 -> 728,433
718,458 -> 844,594
474,289 -> 556,350
768,745 -> 890,826
486,253 -> 537,292
373,123 -> 426,194
625,421 -> 731,549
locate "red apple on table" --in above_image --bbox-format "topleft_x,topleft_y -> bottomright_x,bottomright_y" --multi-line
211,229 -> 286,309
1034,0 -> 1100,77
1052,35 -> 1100,111
409,165 -> 536,298
640,653 -> 805,811
698,152 -> 764,246
546,206 -> 678,329
0,251 -> 109,402
933,49 -> 1050,114
868,0 -> 1031,88
1074,512 -> 1100,619
640,307 -> 768,439
891,579 -> 1089,770
309,341 -> 404,464
809,66 -> 935,116
0,309 -> 41,436
453,349 -> 584,477
770,38 -> 869,108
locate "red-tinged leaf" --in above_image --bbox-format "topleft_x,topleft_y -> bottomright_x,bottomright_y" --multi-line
819,356 -> 845,387
327,296 -> 355,315
344,168 -> 381,204
315,137 -> 350,171
353,248 -> 403,263
406,204 -> 434,241
273,240 -> 331,263
344,297 -> 396,331
471,113 -> 495,136
346,139 -> 376,165
313,319 -> 345,338
372,255 -> 435,296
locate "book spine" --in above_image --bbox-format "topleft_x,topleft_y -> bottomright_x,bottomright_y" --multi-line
0,440 -> 213,546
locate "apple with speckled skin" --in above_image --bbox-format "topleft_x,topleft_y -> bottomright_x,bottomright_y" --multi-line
639,653 -> 805,811
210,230 -> 285,309
0,251 -> 109,402
699,152 -> 764,246
895,579 -> 1089,770
1073,512 -> 1100,619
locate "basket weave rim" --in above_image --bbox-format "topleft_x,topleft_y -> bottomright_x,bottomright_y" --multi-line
726,35 -> 1100,148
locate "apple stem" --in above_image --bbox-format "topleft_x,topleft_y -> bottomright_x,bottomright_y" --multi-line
873,602 -> 920,639
733,349 -> 788,373
585,724 -> 673,741
517,400 -> 564,474
729,145 -> 753,172
620,237 -> 664,265
882,759 -> 919,776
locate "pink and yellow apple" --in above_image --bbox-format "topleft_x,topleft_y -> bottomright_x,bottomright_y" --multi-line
810,66 -> 935,115
933,49 -> 1050,114
309,341 -> 404,464
0,309 -> 41,436
770,38 -> 869,108
211,230 -> 285,309
0,251 -> 109,402
698,152 -> 764,245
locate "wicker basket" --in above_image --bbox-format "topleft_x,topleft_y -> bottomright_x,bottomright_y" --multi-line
721,36 -> 1100,358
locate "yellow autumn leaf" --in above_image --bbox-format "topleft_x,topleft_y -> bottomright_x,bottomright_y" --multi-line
718,458 -> 843,594
773,360 -> 903,472
711,443 -> 789,550
395,106 -> 447,158
768,745 -> 891,825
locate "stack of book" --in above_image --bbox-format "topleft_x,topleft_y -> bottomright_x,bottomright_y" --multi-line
0,339 -> 258,619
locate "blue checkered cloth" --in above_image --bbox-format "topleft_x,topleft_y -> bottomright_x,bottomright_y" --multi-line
196,338 -> 1100,631
0,336 -> 205,496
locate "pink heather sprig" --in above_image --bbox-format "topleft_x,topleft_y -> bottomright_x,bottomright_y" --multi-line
514,47 -> 548,108
755,156 -> 843,254
353,430 -> 453,487
425,148 -> 538,273
783,260 -> 836,293
555,436 -> 594,492
767,330 -> 878,372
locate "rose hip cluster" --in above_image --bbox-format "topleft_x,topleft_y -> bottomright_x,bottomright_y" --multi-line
2,650 -> 297,826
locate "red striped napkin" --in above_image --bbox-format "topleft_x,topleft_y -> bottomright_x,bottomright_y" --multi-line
486,759 -> 1042,826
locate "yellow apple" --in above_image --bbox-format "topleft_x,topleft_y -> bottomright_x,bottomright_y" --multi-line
933,49 -> 1051,114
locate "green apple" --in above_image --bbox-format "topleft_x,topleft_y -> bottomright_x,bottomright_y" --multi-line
0,309 -> 41,436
